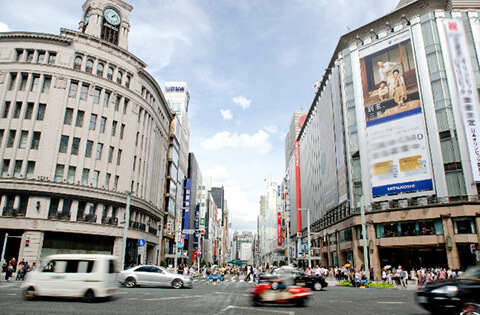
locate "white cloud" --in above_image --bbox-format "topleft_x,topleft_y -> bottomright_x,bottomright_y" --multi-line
204,165 -> 230,183
232,95 -> 252,110
0,22 -> 10,32
220,109 -> 233,121
263,125 -> 278,134
201,130 -> 271,154
278,47 -> 299,68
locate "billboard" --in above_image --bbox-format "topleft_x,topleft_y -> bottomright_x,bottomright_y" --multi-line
359,31 -> 434,198
444,19 -> 480,182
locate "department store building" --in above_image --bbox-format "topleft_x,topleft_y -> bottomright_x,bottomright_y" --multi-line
288,0 -> 480,278
0,0 -> 173,267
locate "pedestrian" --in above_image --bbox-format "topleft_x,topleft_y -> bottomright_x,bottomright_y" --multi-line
5,263 -> 13,281
178,264 -> 184,275
400,266 -> 408,289
22,262 -> 30,281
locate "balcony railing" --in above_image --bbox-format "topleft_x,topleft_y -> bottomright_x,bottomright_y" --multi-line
148,226 -> 158,235
129,221 -> 147,232
2,207 -> 26,217
101,216 -> 118,226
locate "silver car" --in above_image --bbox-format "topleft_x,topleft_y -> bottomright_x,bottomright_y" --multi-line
118,265 -> 193,289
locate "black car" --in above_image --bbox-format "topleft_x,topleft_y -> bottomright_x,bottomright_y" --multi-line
416,266 -> 480,314
258,266 -> 328,291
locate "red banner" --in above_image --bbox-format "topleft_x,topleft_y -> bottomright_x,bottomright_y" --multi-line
277,212 -> 282,246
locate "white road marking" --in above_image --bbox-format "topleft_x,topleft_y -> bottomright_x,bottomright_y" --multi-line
217,305 -> 295,315
144,295 -> 203,301
377,302 -> 405,304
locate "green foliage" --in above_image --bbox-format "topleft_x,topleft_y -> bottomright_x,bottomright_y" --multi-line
160,260 -> 167,267
338,280 -> 353,286
337,281 -> 394,288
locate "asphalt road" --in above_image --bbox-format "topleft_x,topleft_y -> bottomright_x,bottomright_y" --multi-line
0,277 -> 430,315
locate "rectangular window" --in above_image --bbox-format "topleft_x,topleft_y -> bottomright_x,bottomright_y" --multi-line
13,102 -> 22,119
1,159 -> 10,176
108,146 -> 114,163
18,130 -> 28,149
64,108 -> 73,125
24,103 -> 34,120
16,49 -> 24,62
111,121 -> 117,137
36,103 -> 46,121
30,75 -> 40,92
59,135 -> 69,153
80,84 -> 89,100
41,76 -> 51,93
2,101 -> 10,118
0,129 -> 4,147
117,149 -> 122,165
67,166 -> 76,183
14,160 -> 22,177
113,175 -> 119,190
75,110 -> 84,127
48,52 -> 56,64
92,170 -> 99,187
19,74 -> 28,91
71,137 -> 80,155
26,161 -> 35,178
115,96 -> 121,111
26,50 -> 34,62
99,117 -> 106,133
7,130 -> 16,148
123,99 -> 129,114
96,143 -> 103,160
454,217 -> 476,234
54,164 -> 64,181
68,81 -> 78,98
120,124 -> 125,139
81,168 -> 89,185
103,91 -> 110,107
89,114 -> 97,130
85,140 -> 93,158
37,51 -> 45,63
31,132 -> 40,150
105,173 -> 111,189
133,156 -> 136,171
93,88 -> 101,104
8,73 -> 17,91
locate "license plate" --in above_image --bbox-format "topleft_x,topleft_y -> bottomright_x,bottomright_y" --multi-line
416,296 -> 428,304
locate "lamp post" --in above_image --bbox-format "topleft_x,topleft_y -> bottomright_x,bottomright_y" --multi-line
356,194 -> 369,280
298,208 -> 311,269
121,192 -> 132,270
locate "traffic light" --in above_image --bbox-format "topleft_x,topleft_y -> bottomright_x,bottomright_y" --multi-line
470,243 -> 477,253
25,239 -> 30,247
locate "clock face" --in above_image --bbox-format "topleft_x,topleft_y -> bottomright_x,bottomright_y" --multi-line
104,8 -> 120,26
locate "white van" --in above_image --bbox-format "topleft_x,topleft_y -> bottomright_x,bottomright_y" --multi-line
21,254 -> 118,302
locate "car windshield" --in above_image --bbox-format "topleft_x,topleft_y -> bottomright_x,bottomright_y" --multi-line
458,267 -> 480,280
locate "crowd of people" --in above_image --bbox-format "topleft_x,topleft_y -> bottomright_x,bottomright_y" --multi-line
2,257 -> 36,281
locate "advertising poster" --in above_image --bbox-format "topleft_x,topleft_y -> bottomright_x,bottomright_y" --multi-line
183,179 -> 191,239
359,31 -> 433,198
444,19 -> 480,182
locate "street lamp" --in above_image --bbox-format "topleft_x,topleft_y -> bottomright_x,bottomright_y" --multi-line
298,208 -> 311,269
121,191 -> 132,270
355,194 -> 369,280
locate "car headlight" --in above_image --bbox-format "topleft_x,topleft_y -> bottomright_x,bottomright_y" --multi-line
431,286 -> 458,295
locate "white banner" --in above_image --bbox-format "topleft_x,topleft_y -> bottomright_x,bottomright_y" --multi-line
444,19 -> 480,182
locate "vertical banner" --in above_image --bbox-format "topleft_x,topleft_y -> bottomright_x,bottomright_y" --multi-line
183,179 -> 191,239
277,212 -> 282,246
294,141 -> 302,232
359,31 -> 434,198
444,19 -> 480,182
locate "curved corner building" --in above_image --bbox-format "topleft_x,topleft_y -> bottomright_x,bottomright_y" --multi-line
0,0 -> 173,267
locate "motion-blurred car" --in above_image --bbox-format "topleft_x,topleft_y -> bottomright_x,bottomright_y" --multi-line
21,254 -> 118,302
118,265 -> 193,289
416,266 -> 480,314
258,266 -> 328,291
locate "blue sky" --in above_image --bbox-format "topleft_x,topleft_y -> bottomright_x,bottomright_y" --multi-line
1,0 -> 399,232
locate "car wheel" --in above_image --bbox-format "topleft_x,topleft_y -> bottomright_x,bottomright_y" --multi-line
252,296 -> 262,306
313,282 -> 323,291
84,289 -> 96,303
23,286 -> 36,301
296,298 -> 306,307
172,279 -> 183,289
124,277 -> 136,288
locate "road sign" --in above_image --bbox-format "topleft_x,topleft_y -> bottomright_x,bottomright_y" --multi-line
297,232 -> 301,238
138,239 -> 146,247
183,229 -> 194,235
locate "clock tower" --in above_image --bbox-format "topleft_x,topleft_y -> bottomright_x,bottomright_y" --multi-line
78,0 -> 133,50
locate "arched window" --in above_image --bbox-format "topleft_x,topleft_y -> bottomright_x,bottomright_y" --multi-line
117,71 -> 123,84
97,63 -> 104,77
107,67 -> 114,80
86,59 -> 94,74
74,56 -> 83,70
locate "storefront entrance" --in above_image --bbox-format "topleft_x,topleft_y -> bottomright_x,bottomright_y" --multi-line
379,247 -> 447,270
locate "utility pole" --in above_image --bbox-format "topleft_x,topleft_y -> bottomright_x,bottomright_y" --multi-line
121,192 -> 131,270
